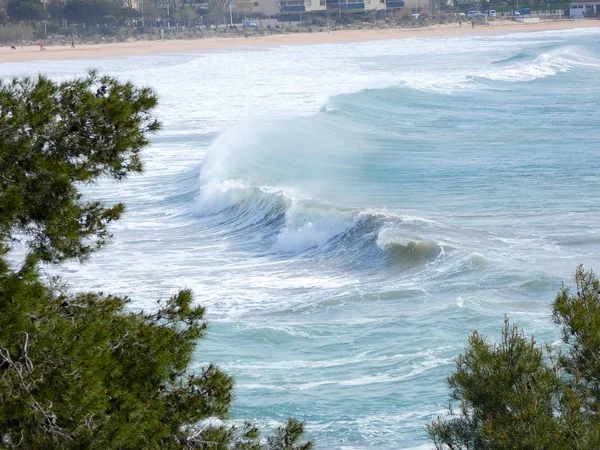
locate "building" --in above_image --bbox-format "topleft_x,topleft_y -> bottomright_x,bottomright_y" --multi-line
131,0 -> 416,23
569,0 -> 599,16
273,0 -> 405,15
251,0 -> 279,17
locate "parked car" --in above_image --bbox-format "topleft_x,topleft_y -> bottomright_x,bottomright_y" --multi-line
483,9 -> 497,17
243,20 -> 258,27
507,10 -> 521,16
519,7 -> 531,15
466,10 -> 480,17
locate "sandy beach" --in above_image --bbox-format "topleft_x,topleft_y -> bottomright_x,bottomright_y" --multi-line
0,19 -> 598,63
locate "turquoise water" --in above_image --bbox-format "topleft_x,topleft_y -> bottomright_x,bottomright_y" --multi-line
3,27 -> 600,448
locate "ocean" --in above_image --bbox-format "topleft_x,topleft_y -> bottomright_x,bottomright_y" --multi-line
3,27 -> 600,449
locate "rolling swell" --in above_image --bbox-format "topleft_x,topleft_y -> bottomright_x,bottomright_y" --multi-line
491,49 -> 537,65
191,79 -> 528,272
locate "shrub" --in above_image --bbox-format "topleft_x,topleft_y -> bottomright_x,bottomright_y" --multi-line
428,266 -> 600,449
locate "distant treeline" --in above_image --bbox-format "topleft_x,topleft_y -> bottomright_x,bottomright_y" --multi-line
1,0 -> 140,27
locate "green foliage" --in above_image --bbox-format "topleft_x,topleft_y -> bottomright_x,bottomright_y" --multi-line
0,8 -> 8,25
102,14 -> 118,27
46,0 -> 66,23
64,0 -> 120,26
119,6 -> 141,21
35,21 -> 65,39
428,265 -> 600,449
553,266 -> 600,423
427,319 -> 562,449
6,0 -> 47,22
43,20 -> 62,34
0,22 -> 33,43
177,5 -> 200,23
0,73 -> 312,449
0,71 -> 159,263
208,0 -> 230,26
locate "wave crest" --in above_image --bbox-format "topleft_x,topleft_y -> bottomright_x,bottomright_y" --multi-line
479,46 -> 600,82
193,177 -> 448,271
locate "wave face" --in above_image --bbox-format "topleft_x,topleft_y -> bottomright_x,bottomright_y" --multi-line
5,27 -> 600,449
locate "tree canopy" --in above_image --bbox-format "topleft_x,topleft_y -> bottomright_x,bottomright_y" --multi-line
6,0 -> 47,22
0,72 -> 312,449
64,0 -> 121,26
428,265 -> 600,450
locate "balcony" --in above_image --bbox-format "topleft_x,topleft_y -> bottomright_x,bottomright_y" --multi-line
326,1 -> 365,9
278,0 -> 306,11
280,4 -> 306,10
386,0 -> 404,7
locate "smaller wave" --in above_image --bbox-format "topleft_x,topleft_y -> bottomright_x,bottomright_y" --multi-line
467,253 -> 488,268
477,46 -> 600,82
377,228 -> 444,268
491,49 -> 536,65
402,73 -> 478,94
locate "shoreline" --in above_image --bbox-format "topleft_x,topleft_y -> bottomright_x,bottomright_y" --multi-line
1,19 -> 598,63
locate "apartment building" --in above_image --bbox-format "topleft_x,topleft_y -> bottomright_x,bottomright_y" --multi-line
253,0 -> 408,16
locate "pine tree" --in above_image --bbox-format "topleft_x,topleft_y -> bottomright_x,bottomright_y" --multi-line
428,265 -> 600,450
0,72 -> 312,449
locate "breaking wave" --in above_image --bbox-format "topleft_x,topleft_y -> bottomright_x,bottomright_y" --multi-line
478,46 -> 600,82
194,177 -> 447,270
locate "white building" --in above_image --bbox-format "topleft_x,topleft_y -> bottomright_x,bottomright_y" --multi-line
569,1 -> 599,16
271,0 -> 404,16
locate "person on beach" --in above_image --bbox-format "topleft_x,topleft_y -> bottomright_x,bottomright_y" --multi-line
39,41 -> 45,50
471,19 -> 475,28
459,18 -> 462,27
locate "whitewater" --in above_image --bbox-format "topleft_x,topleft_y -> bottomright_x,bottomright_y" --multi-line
2,27 -> 600,448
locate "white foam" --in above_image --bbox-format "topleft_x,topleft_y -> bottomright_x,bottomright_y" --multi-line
224,350 -> 437,371
275,200 -> 355,253
193,180 -> 250,216
376,228 -> 415,249
274,357 -> 452,390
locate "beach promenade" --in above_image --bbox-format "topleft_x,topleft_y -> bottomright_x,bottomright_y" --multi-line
1,19 -> 598,63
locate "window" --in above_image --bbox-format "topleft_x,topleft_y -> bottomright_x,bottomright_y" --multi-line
320,0 -> 325,4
